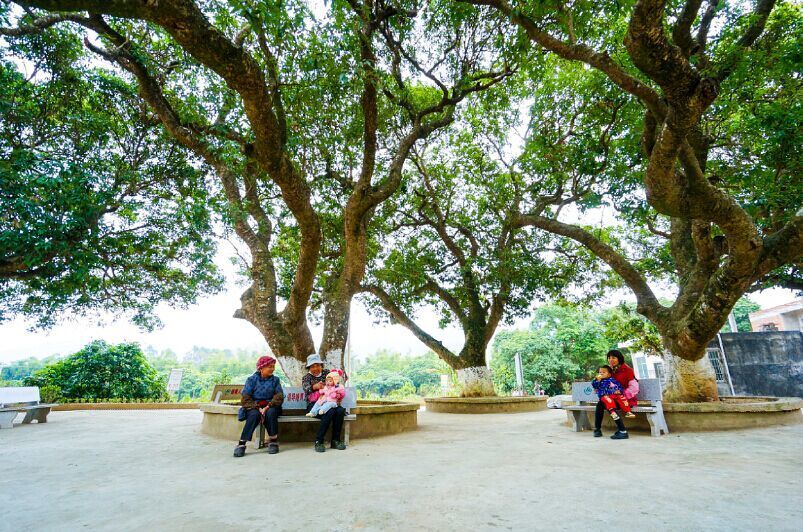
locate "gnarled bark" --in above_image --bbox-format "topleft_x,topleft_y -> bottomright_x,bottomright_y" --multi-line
663,352 -> 720,403
475,0 -> 798,401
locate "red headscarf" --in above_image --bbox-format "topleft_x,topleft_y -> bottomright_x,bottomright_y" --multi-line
256,355 -> 277,370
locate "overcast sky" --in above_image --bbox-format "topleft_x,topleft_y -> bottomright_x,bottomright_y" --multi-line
0,250 -> 796,365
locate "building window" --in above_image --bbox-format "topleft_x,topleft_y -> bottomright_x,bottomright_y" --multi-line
761,323 -> 778,331
653,362 -> 665,385
635,356 -> 649,379
706,348 -> 726,382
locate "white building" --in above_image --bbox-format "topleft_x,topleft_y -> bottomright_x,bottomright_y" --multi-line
748,298 -> 803,332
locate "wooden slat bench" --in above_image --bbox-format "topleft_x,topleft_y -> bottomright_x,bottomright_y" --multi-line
0,386 -> 58,429
210,384 -> 357,447
559,378 -> 669,437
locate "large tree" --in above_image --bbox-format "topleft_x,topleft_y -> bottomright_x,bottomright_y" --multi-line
3,0 -> 513,383
0,27 -> 221,328
463,0 -> 803,401
361,71 -> 610,395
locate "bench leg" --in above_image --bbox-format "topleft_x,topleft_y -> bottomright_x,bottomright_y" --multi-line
34,407 -> 50,423
21,409 -> 36,424
344,421 -> 350,447
653,403 -> 669,436
256,423 -> 265,449
646,413 -> 659,437
0,411 -> 17,429
570,410 -> 592,432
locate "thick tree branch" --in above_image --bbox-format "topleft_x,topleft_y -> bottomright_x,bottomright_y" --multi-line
672,0 -> 704,57
714,0 -> 776,82
0,12 -> 86,35
515,213 -> 664,322
460,0 -> 665,115
361,285 -> 462,367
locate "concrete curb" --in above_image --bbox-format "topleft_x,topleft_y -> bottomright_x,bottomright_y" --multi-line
424,395 -> 549,414
54,403 -> 199,411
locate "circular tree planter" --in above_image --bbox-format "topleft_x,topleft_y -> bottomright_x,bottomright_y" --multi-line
54,402 -> 199,411
424,395 -> 549,414
575,396 -> 803,432
199,400 -> 420,442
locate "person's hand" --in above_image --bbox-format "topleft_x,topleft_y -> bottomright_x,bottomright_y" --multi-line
614,390 -> 622,395
314,382 -> 324,391
260,405 -> 269,415
595,375 -> 602,381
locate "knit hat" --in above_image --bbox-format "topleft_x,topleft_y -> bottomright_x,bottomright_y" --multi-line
256,355 -> 277,370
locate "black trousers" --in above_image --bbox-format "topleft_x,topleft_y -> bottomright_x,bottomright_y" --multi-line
594,400 -> 625,431
307,402 -> 346,443
240,406 -> 282,441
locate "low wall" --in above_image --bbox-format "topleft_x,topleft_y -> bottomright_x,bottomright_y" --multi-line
54,403 -> 199,411
716,332 -> 803,398
424,396 -> 549,414
565,396 -> 803,432
200,400 -> 420,442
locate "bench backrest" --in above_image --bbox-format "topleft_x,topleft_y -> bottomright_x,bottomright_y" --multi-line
0,386 -> 40,408
211,384 -> 357,410
571,378 -> 663,403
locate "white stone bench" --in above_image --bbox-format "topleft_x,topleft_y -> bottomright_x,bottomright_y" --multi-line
0,386 -> 58,429
210,384 -> 357,447
559,378 -> 669,437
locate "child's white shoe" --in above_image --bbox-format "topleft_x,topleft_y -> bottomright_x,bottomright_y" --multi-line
625,412 -> 636,418
305,412 -> 315,417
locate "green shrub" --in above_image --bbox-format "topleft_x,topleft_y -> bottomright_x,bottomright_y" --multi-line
24,340 -> 167,401
39,385 -> 62,403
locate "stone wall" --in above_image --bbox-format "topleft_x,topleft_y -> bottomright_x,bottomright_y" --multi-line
713,332 -> 803,398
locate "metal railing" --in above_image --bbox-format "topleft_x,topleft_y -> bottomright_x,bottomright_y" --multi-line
706,348 -> 726,382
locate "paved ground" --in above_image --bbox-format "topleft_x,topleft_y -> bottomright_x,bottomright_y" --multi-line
0,408 -> 801,531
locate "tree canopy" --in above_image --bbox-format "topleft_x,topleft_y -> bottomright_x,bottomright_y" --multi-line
0,23 -> 222,328
1,0 -> 800,402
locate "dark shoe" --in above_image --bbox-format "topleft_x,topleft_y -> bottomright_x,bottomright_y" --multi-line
267,441 -> 279,454
610,431 -> 629,440
314,441 -> 326,453
331,439 -> 346,450
592,429 -> 602,438
233,445 -> 246,458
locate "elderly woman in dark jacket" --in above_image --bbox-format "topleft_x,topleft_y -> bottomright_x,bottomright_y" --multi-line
233,355 -> 284,457
301,353 -> 347,452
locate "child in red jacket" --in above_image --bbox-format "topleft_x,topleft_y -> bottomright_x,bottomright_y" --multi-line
592,365 -> 636,420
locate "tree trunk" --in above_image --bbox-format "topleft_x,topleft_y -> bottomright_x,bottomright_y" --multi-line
234,286 -> 317,386
318,297 -> 349,371
456,366 -> 496,397
276,356 -> 306,386
456,331 -> 496,397
662,351 -> 719,403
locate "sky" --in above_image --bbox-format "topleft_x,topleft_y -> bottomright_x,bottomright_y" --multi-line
0,250 -> 472,364
0,247 -> 797,365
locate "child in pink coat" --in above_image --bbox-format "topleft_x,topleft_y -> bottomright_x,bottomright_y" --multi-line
305,371 -> 346,417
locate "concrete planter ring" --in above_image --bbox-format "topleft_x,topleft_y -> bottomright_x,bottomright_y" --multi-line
424,395 -> 549,414
582,396 -> 803,432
